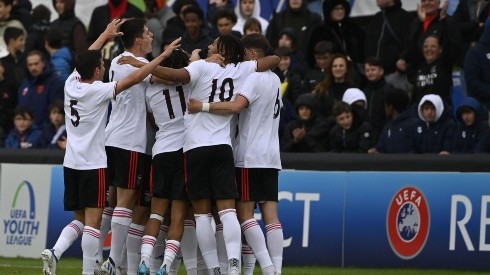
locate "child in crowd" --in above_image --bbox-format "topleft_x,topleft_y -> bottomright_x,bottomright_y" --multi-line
304,41 -> 333,93
211,8 -> 241,38
281,93 -> 332,152
243,17 -> 262,35
363,57 -> 393,137
409,94 -> 455,154
5,106 -> 43,149
452,97 -> 489,153
368,88 -> 418,154
41,100 -> 67,149
329,101 -> 375,153
276,27 -> 309,76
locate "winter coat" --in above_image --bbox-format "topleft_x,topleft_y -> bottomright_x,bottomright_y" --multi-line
409,94 -> 456,153
329,108 -> 376,153
377,109 -> 419,153
307,0 -> 365,68
464,17 -> 490,109
452,97 -> 489,153
281,94 -> 333,152
5,125 -> 43,149
17,64 -> 64,127
364,2 -> 414,74
266,0 -> 322,53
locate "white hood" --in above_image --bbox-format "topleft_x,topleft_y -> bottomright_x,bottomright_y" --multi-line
342,88 -> 367,108
232,0 -> 269,35
418,94 -> 444,122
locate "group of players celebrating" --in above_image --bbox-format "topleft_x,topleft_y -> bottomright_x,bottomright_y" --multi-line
41,17 -> 284,275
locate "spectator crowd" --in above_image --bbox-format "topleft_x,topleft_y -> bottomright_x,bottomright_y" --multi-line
1,0 -> 490,154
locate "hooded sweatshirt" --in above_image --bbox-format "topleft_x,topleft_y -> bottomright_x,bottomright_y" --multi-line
410,94 -> 456,153
50,0 -> 87,54
281,94 -> 333,152
232,0 -> 269,35
452,97 -> 489,153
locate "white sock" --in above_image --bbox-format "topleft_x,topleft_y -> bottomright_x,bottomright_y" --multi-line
241,243 -> 255,275
98,208 -> 113,263
195,213 -> 219,269
168,248 -> 182,275
241,219 -> 273,269
218,209 -> 241,260
266,223 -> 283,274
53,220 -> 84,259
82,226 -> 99,275
109,207 -> 132,267
162,240 -> 180,268
150,224 -> 168,274
126,223 -> 144,275
215,223 -> 228,274
196,245 -> 207,274
120,243 -> 127,272
140,235 -> 157,265
181,220 -> 198,274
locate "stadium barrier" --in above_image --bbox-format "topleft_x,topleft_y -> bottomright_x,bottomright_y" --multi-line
0,149 -> 489,270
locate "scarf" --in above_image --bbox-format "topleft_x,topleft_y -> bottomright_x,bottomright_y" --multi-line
108,0 -> 128,20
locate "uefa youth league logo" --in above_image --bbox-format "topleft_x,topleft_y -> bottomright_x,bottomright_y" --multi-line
387,186 -> 430,259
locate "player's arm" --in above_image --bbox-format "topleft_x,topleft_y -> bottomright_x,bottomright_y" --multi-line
88,19 -> 124,50
115,37 -> 181,94
187,96 -> 249,115
256,55 -> 280,72
117,56 -> 190,84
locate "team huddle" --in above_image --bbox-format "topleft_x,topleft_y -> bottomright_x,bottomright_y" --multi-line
40,17 -> 284,275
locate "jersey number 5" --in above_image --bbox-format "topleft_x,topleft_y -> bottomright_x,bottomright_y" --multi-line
70,100 -> 80,127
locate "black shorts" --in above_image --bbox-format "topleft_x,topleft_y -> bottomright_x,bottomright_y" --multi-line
106,146 -> 152,190
185,145 -> 237,201
152,149 -> 187,200
63,167 -> 108,210
235,168 -> 279,202
134,161 -> 152,207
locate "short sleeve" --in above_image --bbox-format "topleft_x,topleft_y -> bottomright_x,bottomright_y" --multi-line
238,73 -> 260,104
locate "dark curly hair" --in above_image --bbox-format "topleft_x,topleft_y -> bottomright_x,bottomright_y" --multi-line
217,34 -> 245,65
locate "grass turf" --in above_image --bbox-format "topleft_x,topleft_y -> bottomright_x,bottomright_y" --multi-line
0,257 -> 488,274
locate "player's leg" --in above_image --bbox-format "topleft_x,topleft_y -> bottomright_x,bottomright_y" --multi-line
212,145 -> 242,275
81,168 -> 107,275
181,206 -> 198,275
186,146 -> 221,274
213,211 -> 228,275
241,242 -> 256,275
236,168 -> 274,274
158,200 -> 187,274
42,167 -> 85,275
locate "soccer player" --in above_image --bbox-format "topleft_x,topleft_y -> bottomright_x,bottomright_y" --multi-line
135,35 -> 279,275
40,19 -> 181,275
136,49 -> 198,275
187,33 -> 284,275
101,18 -> 158,275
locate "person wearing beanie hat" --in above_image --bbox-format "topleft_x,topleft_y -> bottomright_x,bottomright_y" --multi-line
464,16 -> 490,111
281,93 -> 332,152
452,96 -> 489,153
409,94 -> 456,154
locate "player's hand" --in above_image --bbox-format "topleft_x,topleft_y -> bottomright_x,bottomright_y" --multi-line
439,150 -> 450,155
189,49 -> 201,62
161,37 -> 182,59
103,19 -> 124,40
58,136 -> 67,150
187,98 -> 203,114
206,54 -> 225,67
117,56 -> 144,67
367,147 -> 378,154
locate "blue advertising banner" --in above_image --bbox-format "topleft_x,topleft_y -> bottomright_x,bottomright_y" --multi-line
344,172 -> 490,270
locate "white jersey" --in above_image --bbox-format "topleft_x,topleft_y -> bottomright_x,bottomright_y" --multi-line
63,71 -> 115,170
234,71 -> 282,169
105,51 -> 151,153
183,59 -> 257,152
146,82 -> 189,156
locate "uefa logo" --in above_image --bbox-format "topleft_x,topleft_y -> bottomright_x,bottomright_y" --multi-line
387,186 -> 430,260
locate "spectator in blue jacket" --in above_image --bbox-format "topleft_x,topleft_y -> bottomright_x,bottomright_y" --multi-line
40,100 -> 66,149
464,17 -> 490,111
369,88 -> 418,154
17,50 -> 64,127
452,97 -> 489,153
44,28 -> 73,82
5,105 -> 43,148
409,94 -> 455,154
